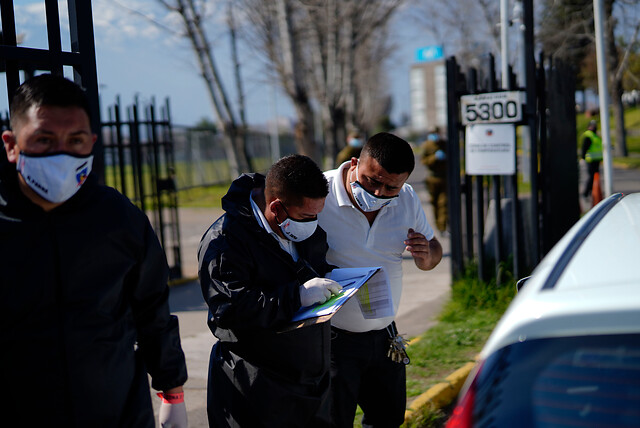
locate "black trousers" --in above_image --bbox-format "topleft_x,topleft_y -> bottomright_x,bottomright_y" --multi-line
584,161 -> 601,197
330,324 -> 406,428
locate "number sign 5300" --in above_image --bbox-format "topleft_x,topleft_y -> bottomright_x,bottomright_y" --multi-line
460,91 -> 524,125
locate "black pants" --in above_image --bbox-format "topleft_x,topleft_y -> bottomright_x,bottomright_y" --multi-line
584,161 -> 601,197
330,325 -> 406,428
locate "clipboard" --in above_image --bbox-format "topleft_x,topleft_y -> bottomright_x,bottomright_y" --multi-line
279,267 -> 382,332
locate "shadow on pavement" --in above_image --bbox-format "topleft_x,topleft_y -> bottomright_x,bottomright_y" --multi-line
169,281 -> 208,312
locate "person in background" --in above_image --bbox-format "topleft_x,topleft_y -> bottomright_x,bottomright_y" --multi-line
318,132 -> 443,428
198,154 -> 341,427
0,74 -> 187,427
335,129 -> 364,167
581,119 -> 603,199
421,126 -> 448,234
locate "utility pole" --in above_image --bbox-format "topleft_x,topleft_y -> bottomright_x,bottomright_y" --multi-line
500,0 -> 509,89
593,0 -> 613,196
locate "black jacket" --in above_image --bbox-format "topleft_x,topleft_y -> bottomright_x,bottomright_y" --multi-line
0,162 -> 187,427
198,173 -> 334,428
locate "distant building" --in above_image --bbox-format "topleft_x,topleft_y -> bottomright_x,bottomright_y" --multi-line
410,60 -> 447,135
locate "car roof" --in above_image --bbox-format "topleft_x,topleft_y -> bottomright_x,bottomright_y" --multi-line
481,192 -> 640,357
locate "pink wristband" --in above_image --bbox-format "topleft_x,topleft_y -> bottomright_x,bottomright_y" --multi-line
157,392 -> 184,404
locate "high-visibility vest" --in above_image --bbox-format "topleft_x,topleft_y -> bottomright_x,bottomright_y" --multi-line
583,130 -> 603,163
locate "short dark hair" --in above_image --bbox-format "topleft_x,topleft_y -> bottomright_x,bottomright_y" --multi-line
265,154 -> 329,206
9,74 -> 91,129
361,132 -> 415,175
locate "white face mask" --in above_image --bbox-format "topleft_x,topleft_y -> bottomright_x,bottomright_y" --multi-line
17,151 -> 93,203
277,203 -> 318,242
349,162 -> 397,212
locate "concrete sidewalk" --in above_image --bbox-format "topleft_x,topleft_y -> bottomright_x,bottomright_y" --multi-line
155,161 -> 453,427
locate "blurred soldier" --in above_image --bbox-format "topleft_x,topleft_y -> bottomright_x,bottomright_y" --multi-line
421,127 -> 448,234
335,130 -> 364,167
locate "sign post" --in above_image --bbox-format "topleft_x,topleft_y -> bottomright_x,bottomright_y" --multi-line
460,91 -> 524,125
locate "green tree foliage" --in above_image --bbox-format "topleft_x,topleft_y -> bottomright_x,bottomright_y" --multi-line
538,0 -> 594,89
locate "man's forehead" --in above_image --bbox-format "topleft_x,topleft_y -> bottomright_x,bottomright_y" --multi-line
360,157 -> 409,186
298,196 -> 326,212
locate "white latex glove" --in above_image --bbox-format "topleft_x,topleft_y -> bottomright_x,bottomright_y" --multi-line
299,278 -> 342,307
157,392 -> 187,428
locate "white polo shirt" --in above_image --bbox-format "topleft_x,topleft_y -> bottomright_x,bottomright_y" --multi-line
317,162 -> 434,332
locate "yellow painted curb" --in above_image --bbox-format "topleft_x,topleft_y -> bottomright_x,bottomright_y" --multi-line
404,361 -> 476,423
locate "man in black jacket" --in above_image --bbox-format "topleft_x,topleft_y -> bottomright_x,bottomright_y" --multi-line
0,75 -> 187,427
198,154 -> 341,427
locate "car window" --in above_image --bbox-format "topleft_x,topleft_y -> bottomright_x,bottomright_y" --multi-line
473,334 -> 640,427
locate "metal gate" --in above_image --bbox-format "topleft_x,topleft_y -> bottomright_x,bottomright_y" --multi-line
102,98 -> 182,279
445,53 -> 578,282
0,0 -> 103,177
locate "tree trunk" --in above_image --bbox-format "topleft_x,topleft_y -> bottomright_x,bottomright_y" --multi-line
227,3 -> 254,171
293,102 -> 317,159
611,79 -> 628,156
276,0 -> 318,162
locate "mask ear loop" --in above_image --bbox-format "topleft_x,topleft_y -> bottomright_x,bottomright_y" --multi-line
271,200 -> 286,225
350,160 -> 359,186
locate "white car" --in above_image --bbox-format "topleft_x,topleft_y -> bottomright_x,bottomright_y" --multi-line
447,192 -> 640,428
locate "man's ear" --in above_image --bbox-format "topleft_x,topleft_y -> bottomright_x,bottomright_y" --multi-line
2,130 -> 18,163
268,199 -> 284,223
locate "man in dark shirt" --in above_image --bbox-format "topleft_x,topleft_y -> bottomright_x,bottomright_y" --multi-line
198,154 -> 341,427
0,74 -> 187,427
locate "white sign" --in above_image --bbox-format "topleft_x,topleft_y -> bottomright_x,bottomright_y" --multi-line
460,91 -> 524,125
465,124 -> 515,175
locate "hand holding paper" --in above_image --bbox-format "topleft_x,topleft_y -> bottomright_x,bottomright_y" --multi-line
300,278 -> 342,306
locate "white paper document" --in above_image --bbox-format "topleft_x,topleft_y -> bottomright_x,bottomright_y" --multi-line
342,267 -> 394,319
289,266 -> 393,324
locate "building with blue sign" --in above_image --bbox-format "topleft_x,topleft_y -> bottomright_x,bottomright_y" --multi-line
410,46 -> 447,134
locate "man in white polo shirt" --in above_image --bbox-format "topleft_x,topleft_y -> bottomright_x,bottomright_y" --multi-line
317,132 -> 443,428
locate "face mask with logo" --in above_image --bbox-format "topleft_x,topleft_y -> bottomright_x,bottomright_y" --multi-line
348,138 -> 363,148
349,162 -> 397,212
277,203 -> 318,242
17,151 -> 93,203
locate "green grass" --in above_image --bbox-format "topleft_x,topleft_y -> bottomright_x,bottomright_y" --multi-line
350,265 -> 516,428
402,265 -> 516,428
176,184 -> 229,208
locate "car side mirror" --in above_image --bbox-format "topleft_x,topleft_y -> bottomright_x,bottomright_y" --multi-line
516,276 -> 531,292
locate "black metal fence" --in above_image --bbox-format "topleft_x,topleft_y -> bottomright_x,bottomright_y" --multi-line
102,98 -> 183,279
445,53 -> 579,283
0,0 -> 102,177
101,96 -> 298,279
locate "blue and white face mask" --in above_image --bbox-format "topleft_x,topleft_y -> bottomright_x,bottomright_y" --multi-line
277,204 -> 318,242
349,162 -> 397,212
348,138 -> 363,148
17,151 -> 93,203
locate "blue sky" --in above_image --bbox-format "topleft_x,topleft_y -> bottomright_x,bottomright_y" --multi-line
2,1 -> 437,129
